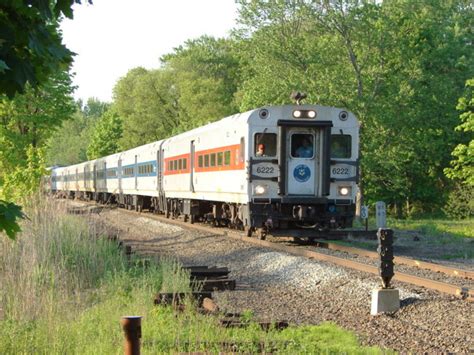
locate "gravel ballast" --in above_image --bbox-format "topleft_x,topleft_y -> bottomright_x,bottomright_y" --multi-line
77,204 -> 473,353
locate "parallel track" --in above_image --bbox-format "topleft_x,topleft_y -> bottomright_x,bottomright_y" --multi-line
305,240 -> 474,280
68,201 -> 473,301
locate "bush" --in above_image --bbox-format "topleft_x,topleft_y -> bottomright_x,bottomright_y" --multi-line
443,183 -> 474,219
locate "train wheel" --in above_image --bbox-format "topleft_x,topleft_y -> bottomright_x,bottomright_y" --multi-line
244,226 -> 253,237
256,228 -> 267,240
190,214 -> 195,224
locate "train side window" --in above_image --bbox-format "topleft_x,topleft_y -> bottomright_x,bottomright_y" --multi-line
168,161 -> 172,171
224,151 -> 231,166
291,133 -> 314,158
210,153 -> 216,167
331,135 -> 352,159
183,159 -> 187,170
178,159 -> 183,170
217,152 -> 223,166
198,155 -> 203,168
254,133 -> 277,157
204,155 -> 209,167
173,160 -> 178,171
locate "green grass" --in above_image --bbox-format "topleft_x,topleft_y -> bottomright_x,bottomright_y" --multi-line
387,218 -> 474,239
0,198 -> 382,354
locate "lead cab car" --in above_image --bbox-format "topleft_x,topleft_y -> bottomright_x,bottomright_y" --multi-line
245,104 -> 359,235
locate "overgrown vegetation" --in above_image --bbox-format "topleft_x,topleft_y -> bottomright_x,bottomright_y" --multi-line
0,199 -> 380,353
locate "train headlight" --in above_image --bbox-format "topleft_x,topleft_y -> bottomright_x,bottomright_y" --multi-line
338,186 -> 351,196
293,110 -> 302,118
307,110 -> 316,118
254,185 -> 267,195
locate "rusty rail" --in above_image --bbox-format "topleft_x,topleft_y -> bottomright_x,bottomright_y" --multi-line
310,240 -> 474,280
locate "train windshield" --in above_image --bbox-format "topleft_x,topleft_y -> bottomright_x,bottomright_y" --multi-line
291,134 -> 314,158
254,133 -> 277,157
331,135 -> 351,159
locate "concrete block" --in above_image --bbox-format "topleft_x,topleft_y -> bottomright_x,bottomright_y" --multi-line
371,288 -> 400,315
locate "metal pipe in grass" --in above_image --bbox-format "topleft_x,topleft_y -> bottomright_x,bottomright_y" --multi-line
121,316 -> 142,355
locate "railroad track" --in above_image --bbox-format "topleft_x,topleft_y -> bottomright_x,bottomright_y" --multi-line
66,201 -> 473,302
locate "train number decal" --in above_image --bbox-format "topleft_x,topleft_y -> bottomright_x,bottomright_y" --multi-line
256,166 -> 274,174
252,163 -> 278,178
331,167 -> 350,175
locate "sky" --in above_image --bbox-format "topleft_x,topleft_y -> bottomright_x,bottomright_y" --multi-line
61,0 -> 239,103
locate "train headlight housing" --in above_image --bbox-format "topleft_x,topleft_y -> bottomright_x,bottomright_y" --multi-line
254,184 -> 267,195
338,186 -> 351,196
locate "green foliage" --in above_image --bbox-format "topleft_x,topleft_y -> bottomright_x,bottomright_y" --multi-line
1,145 -> 48,202
443,183 -> 474,219
47,98 -> 111,166
0,1 -> 83,240
0,0 -> 90,98
162,36 -> 241,130
0,201 -> 24,240
114,67 -> 181,149
87,108 -> 123,159
0,72 -> 75,201
445,78 -> 474,185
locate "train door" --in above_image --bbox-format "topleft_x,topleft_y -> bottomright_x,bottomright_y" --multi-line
118,158 -> 122,193
93,164 -> 97,192
286,129 -> 320,195
156,143 -> 166,212
190,140 -> 195,192
134,155 -> 138,190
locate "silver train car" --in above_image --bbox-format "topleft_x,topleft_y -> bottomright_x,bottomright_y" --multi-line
49,104 -> 359,237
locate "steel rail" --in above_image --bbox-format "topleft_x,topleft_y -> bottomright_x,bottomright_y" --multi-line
309,240 -> 474,280
67,201 -> 473,301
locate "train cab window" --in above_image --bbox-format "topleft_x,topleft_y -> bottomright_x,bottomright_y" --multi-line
204,155 -> 209,167
254,133 -> 277,157
198,155 -> 203,167
224,151 -> 231,166
217,152 -> 223,166
291,134 -> 314,158
331,135 -> 352,159
210,153 -> 216,167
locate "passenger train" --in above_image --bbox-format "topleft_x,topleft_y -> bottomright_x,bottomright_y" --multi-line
49,104 -> 359,239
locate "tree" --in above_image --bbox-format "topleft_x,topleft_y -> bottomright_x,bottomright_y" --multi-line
0,0 -> 90,97
47,98 -> 110,166
0,71 -> 76,201
87,108 -> 123,159
114,67 -> 181,149
445,78 -> 474,185
162,36 -> 241,130
0,1 -> 85,239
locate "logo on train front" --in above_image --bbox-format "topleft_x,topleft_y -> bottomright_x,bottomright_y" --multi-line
293,164 -> 311,182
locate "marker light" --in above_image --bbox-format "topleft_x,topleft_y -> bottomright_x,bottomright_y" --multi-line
254,185 -> 267,195
293,110 -> 302,118
293,110 -> 316,119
